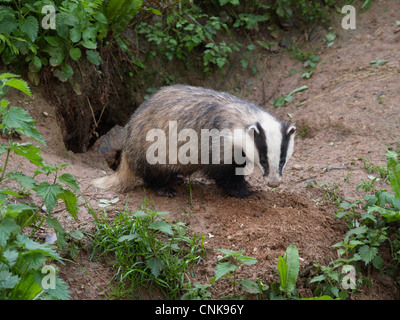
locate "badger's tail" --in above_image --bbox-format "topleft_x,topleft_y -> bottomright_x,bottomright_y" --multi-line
92,153 -> 135,192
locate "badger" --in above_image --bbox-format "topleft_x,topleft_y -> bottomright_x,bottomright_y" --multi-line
92,85 -> 296,198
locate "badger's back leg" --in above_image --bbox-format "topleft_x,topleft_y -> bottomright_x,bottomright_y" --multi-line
205,164 -> 252,198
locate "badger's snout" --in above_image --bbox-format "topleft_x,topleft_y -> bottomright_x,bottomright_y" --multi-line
266,176 -> 281,188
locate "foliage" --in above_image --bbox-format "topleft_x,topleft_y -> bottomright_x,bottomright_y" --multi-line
89,199 -> 205,299
270,85 -> 308,108
273,0 -> 336,24
311,150 -> 400,298
0,73 -> 80,299
0,0 -> 145,85
210,248 -> 258,297
136,4 -> 240,75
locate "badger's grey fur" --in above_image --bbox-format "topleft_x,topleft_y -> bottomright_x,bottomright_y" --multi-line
92,85 -> 296,198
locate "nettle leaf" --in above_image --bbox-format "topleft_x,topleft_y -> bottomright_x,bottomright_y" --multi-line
0,270 -> 19,289
358,245 -> 378,265
240,279 -> 260,294
7,171 -> 36,190
9,273 -> 42,300
3,78 -> 32,98
58,173 -> 80,193
10,142 -> 44,167
214,262 -> 237,281
1,106 -> 45,144
238,255 -> 258,266
149,221 -> 173,235
0,217 -> 20,246
19,16 -> 39,43
43,274 -> 70,300
146,257 -> 164,278
33,182 -> 64,213
16,234 -> 61,259
57,189 -> 78,220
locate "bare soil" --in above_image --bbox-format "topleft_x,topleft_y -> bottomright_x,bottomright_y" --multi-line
3,0 -> 400,300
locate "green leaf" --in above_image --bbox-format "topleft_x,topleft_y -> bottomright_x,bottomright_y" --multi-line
16,234 -> 61,259
10,142 -> 44,166
57,189 -> 79,220
358,245 -> 378,265
28,56 -> 42,73
19,16 -> 39,43
9,272 -> 42,300
1,106 -> 44,143
58,173 -> 80,193
0,270 -> 19,289
149,221 -> 173,235
240,279 -> 260,294
279,244 -> 299,293
108,0 -> 143,37
33,182 -> 64,213
214,262 -> 237,281
93,12 -> 108,24
277,255 -> 287,291
0,217 -> 20,246
48,47 -> 65,67
53,64 -> 74,82
42,274 -> 70,300
238,255 -> 258,266
69,28 -> 81,43
6,171 -> 36,190
146,257 -> 164,277
86,50 -> 102,65
69,47 -> 82,61
386,151 -> 400,199
3,78 -> 32,98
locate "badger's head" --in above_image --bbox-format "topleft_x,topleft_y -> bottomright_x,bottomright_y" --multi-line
248,121 -> 296,188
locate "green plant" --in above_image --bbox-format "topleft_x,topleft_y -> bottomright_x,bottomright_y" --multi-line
311,150 -> 400,299
181,282 -> 212,300
0,207 -> 70,300
0,0 -> 148,86
136,4 -> 240,75
210,248 -> 258,298
0,73 -> 76,300
273,0 -> 337,24
90,200 -> 205,299
270,85 -> 308,108
359,156 -> 389,180
0,73 -> 81,251
268,244 -> 300,299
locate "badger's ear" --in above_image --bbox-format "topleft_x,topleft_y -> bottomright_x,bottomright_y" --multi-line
248,122 -> 261,135
287,124 -> 296,136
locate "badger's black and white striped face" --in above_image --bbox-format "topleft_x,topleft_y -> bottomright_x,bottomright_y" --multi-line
249,120 -> 295,188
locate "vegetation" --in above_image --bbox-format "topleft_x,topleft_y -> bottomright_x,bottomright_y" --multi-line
89,199 -> 205,299
0,73 -> 80,299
